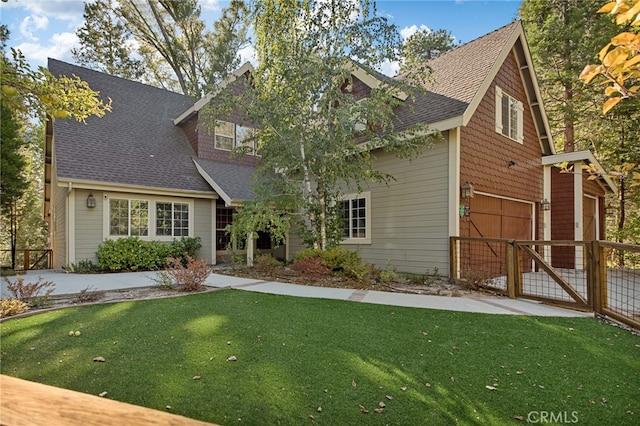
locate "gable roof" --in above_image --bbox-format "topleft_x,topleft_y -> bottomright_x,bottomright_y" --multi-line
395,21 -> 555,155
542,150 -> 617,194
49,59 -> 215,194
193,158 -> 257,206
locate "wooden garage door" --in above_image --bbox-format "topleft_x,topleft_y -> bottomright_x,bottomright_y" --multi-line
465,195 -> 533,276
470,195 -> 532,240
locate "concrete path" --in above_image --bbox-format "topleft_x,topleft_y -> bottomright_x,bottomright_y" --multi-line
1,270 -> 591,318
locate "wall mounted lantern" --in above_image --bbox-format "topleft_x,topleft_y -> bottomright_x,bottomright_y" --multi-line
540,198 -> 551,211
461,182 -> 474,199
87,193 -> 96,209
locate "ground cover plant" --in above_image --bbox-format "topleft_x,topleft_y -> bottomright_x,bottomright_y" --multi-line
0,290 -> 638,425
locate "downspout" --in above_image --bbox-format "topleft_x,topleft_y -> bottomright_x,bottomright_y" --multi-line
66,182 -> 76,266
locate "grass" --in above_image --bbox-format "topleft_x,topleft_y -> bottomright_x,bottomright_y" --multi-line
1,289 -> 638,425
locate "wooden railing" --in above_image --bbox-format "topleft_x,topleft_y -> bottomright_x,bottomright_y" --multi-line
0,249 -> 52,271
0,374 -> 218,426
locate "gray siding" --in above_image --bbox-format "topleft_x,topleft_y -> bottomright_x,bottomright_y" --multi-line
193,198 -> 214,263
350,142 -> 450,274
51,173 -> 67,269
74,189 -> 104,263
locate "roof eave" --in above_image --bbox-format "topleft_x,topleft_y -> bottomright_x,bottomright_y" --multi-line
542,150 -> 617,193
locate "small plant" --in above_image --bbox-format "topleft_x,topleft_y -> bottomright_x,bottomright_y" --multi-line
73,286 -> 106,303
253,254 -> 282,273
155,255 -> 211,292
380,260 -> 397,283
0,298 -> 30,318
65,259 -> 100,273
291,256 -> 332,277
461,270 -> 494,290
3,275 -> 55,307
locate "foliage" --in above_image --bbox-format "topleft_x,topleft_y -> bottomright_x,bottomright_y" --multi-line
290,256 -> 332,277
401,28 -> 458,72
292,247 -> 367,279
222,0 -> 438,252
0,291 -> 638,425
380,260 -> 397,283
520,0 -> 620,152
253,253 -> 282,273
170,236 -> 203,266
154,255 -> 211,292
0,298 -> 29,318
0,98 -> 27,270
64,259 -> 100,274
96,236 -> 201,272
3,274 -> 55,307
0,27 -> 112,121
72,0 -> 144,80
72,286 -> 106,304
580,0 -> 640,113
117,0 -> 248,96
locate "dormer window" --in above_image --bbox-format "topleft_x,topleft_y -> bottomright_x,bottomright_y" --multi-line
495,87 -> 523,143
214,120 -> 257,154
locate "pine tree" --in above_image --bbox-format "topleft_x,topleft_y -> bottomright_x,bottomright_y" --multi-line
72,0 -> 143,79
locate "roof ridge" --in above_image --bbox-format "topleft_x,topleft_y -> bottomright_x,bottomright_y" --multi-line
47,58 -> 193,100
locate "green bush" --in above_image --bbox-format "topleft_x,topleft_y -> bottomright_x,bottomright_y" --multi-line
292,247 -> 366,279
253,253 -> 282,273
96,237 -> 202,272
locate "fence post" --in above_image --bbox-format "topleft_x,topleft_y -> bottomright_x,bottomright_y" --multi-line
592,241 -> 607,314
22,249 -> 29,272
506,241 -> 515,299
514,242 -> 523,297
449,237 -> 457,280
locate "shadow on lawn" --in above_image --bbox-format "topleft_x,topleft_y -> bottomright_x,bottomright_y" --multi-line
1,290 -> 638,425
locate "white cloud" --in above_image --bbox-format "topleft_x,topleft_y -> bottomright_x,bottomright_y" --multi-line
17,0 -> 88,23
14,31 -> 79,67
238,44 -> 257,66
19,15 -> 49,41
200,0 -> 221,12
378,59 -> 400,77
400,24 -> 432,40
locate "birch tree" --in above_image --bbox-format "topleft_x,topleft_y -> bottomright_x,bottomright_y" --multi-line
223,0 -> 436,251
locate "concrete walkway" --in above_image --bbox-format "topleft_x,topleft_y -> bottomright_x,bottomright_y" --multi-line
1,270 -> 591,317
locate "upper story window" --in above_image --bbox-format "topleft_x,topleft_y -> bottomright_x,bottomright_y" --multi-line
214,120 -> 257,155
495,87 -> 523,143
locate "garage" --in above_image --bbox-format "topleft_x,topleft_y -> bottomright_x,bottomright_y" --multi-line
469,194 -> 533,240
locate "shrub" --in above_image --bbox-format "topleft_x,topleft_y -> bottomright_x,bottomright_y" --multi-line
170,237 -> 202,264
65,259 -> 100,273
253,254 -> 282,273
73,286 -> 106,303
96,237 -> 203,272
154,255 -> 211,292
3,275 -> 55,308
291,256 -> 332,277
0,298 -> 29,318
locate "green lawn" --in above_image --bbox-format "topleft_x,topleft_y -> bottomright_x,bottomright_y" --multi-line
1,289 -> 638,425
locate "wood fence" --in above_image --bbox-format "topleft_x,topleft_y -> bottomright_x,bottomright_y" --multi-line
450,237 -> 640,330
0,248 -> 53,271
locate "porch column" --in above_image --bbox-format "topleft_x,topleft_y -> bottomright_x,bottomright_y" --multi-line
246,232 -> 254,267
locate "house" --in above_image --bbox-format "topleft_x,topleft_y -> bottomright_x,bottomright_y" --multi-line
45,21 -> 612,275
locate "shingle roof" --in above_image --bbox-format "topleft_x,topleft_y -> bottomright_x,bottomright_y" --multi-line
192,158 -> 257,204
49,59 -> 212,193
394,21 -> 520,129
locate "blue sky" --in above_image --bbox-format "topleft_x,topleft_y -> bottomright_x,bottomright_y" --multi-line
0,0 -> 523,74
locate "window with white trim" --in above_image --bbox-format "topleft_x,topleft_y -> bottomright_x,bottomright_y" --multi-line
109,199 -> 149,236
495,87 -> 523,143
156,202 -> 190,237
214,120 -> 257,154
340,192 -> 371,244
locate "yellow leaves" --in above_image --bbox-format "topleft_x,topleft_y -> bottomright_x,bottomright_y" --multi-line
603,96 -> 622,114
587,0 -> 640,113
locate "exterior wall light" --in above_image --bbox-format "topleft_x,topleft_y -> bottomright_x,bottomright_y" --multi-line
87,193 -> 96,209
461,182 -> 474,199
540,198 -> 551,211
